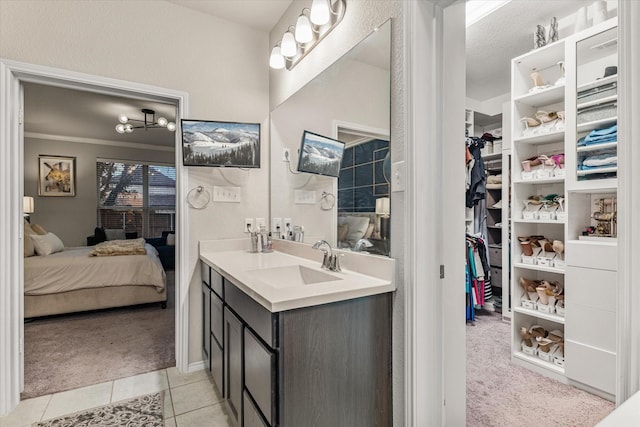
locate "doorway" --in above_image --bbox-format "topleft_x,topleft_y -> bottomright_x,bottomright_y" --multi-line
0,59 -> 189,414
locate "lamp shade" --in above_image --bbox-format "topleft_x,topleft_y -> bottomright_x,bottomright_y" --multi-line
295,14 -> 313,43
310,0 -> 331,25
281,31 -> 297,58
23,196 -> 34,214
269,46 -> 286,69
375,197 -> 390,216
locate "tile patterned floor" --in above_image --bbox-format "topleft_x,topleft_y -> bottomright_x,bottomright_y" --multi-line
0,367 -> 233,427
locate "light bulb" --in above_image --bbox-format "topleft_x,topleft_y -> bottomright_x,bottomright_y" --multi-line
269,46 -> 285,69
157,117 -> 168,127
167,122 -> 176,132
281,31 -> 297,58
295,14 -> 313,43
115,123 -> 125,133
118,114 -> 128,124
310,0 -> 331,25
125,124 -> 134,133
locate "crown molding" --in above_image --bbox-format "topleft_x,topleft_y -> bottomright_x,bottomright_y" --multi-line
24,131 -> 174,152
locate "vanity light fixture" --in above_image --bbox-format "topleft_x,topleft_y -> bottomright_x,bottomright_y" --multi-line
269,0 -> 346,71
115,108 -> 176,134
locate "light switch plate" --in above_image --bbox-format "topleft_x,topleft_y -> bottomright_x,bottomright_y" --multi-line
294,190 -> 316,204
213,186 -> 241,202
391,161 -> 405,192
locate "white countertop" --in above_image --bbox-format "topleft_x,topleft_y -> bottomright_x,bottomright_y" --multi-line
200,240 -> 395,312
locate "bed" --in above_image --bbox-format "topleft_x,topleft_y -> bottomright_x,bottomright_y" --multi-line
24,242 -> 167,318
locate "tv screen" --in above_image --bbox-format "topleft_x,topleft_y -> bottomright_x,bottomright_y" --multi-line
181,119 -> 260,168
297,131 -> 345,178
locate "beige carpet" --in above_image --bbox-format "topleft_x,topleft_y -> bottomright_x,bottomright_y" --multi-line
22,271 -> 175,399
466,310 -> 614,427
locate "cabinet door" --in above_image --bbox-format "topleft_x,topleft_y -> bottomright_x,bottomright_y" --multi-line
211,292 -> 224,347
224,307 -> 243,426
243,390 -> 269,427
244,328 -> 276,426
201,282 -> 211,370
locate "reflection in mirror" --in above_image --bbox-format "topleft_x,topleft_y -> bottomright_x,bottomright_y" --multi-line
270,19 -> 391,254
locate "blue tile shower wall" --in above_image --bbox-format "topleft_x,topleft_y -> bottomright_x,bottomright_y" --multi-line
338,139 -> 389,213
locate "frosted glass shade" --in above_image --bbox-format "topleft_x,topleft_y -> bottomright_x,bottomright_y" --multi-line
23,196 -> 34,214
310,0 -> 330,25
157,117 -> 168,127
295,14 -> 313,43
270,46 -> 285,69
281,31 -> 297,58
376,197 -> 390,216
166,122 -> 176,132
118,114 -> 128,123
115,123 -> 126,133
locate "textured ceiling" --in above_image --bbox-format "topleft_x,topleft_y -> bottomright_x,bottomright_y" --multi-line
466,0 -> 592,102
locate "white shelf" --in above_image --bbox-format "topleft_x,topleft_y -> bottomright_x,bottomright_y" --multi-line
577,141 -> 617,152
577,117 -> 617,133
513,218 -> 565,225
567,238 -> 617,246
514,177 -> 565,184
514,84 -> 565,107
514,263 -> 565,275
577,74 -> 617,92
577,94 -> 617,111
482,152 -> 502,161
514,130 -> 565,145
577,166 -> 617,176
513,351 -> 565,375
513,306 -> 565,324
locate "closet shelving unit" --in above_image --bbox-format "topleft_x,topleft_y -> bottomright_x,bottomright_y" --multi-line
510,17 -> 618,400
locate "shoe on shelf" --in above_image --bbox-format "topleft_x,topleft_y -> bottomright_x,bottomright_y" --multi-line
492,200 -> 503,209
519,238 -> 534,256
552,240 -> 564,260
535,110 -> 558,123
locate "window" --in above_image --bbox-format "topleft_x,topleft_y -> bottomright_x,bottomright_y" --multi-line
97,161 -> 175,238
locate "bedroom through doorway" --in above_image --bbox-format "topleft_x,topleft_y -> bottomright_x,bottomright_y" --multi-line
21,81 -> 180,399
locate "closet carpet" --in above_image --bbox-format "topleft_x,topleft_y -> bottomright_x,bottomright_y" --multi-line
466,311 -> 614,427
22,271 -> 175,400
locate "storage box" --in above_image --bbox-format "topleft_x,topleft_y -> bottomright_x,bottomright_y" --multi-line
554,258 -> 566,269
534,168 -> 554,179
481,142 -> 493,157
521,171 -> 535,180
522,247 -> 541,264
521,295 -> 537,310
523,204 -> 542,220
537,302 -> 556,314
556,303 -> 565,317
552,345 -> 565,367
536,252 -> 556,267
538,346 -> 555,362
577,81 -> 617,104
556,211 -> 567,222
554,168 -> 566,178
521,340 -> 538,356
577,100 -> 617,124
492,140 -> 502,152
539,205 -> 558,221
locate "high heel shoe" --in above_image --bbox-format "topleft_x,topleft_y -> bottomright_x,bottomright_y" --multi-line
535,110 -> 558,123
521,117 -> 541,136
552,240 -> 564,260
519,238 -> 534,256
520,327 -> 534,347
520,277 -> 540,300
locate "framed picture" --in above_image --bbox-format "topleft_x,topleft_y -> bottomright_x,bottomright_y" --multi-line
181,119 -> 260,168
38,155 -> 76,196
297,130 -> 345,178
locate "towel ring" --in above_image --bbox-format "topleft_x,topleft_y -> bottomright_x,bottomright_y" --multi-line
187,185 -> 210,209
320,191 -> 336,210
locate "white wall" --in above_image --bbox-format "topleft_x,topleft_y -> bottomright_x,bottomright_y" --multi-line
0,0 -> 270,364
24,137 -> 174,247
270,1 -> 405,425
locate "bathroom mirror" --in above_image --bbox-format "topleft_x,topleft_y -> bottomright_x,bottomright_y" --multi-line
270,19 -> 391,254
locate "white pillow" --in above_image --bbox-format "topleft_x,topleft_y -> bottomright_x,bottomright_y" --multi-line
342,216 -> 371,246
166,233 -> 175,246
24,220 -> 36,257
104,229 -> 126,241
30,232 -> 64,256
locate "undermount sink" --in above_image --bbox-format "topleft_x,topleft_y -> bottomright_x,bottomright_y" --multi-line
246,265 -> 342,288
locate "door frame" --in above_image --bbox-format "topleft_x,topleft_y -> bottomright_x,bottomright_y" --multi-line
0,59 -> 190,415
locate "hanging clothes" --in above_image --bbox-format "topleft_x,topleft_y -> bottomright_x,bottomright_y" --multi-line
466,137 -> 487,208
466,233 -> 492,322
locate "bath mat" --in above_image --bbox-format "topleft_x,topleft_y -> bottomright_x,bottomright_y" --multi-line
33,392 -> 163,426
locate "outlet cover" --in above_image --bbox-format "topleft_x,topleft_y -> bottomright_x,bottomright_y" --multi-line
213,186 -> 241,202
272,217 -> 282,233
244,218 -> 255,233
391,161 -> 406,192
294,190 -> 316,204
283,148 -> 290,161
284,218 -> 292,232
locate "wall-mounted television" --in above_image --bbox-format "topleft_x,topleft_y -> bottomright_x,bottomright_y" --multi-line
297,130 -> 345,178
181,119 -> 260,168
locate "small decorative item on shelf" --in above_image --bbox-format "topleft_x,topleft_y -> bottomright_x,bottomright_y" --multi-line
592,197 -> 617,237
534,24 -> 547,49
574,6 -> 588,33
592,0 -> 608,25
555,61 -> 566,86
528,69 -> 552,93
548,17 -> 558,43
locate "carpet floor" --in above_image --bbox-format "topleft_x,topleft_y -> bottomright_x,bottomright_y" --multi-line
33,392 -> 163,427
22,271 -> 175,400
466,310 -> 614,427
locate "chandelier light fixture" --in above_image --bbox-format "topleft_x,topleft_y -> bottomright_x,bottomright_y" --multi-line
269,0 -> 346,71
115,108 -> 176,134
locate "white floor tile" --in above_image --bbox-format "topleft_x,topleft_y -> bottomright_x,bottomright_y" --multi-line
174,403 -> 232,427
0,395 -> 51,427
171,378 -> 223,416
165,416 -> 177,427
111,369 -> 168,402
41,381 -> 112,421
166,366 -> 210,388
164,389 -> 174,418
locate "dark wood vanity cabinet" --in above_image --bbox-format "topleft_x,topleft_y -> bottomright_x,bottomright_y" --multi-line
201,261 -> 392,427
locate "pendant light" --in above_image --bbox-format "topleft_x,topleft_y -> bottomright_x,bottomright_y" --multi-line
310,0 -> 331,25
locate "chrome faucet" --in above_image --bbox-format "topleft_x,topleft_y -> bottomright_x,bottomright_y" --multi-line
312,240 -> 341,271
353,238 -> 373,252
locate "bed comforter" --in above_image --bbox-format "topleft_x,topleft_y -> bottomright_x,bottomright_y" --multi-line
24,244 -> 166,296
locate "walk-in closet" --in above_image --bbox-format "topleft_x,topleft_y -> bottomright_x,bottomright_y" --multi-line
464,1 -> 618,425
